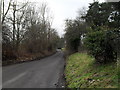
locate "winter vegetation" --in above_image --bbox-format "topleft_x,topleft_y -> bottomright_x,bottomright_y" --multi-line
64,1 -> 120,88
1,0 -> 120,88
1,0 -> 62,65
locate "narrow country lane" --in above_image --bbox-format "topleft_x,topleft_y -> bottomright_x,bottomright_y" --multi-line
2,51 -> 65,88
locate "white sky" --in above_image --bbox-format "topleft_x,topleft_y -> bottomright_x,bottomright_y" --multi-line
10,0 -> 105,37
44,0 -> 105,37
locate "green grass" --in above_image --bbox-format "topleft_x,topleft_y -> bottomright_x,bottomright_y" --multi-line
62,48 -> 65,51
118,59 -> 120,88
65,53 -> 118,88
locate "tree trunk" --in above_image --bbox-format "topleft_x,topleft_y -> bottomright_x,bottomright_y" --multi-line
12,3 -> 16,48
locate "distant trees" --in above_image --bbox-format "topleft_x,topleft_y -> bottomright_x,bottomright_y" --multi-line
65,19 -> 87,54
2,1 -> 60,61
57,37 -> 65,49
22,3 -> 59,53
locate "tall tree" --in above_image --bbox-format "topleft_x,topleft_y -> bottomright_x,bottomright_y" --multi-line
84,2 -> 120,63
84,2 -> 113,27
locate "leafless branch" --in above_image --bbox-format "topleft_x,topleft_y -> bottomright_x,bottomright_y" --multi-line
2,0 -> 12,24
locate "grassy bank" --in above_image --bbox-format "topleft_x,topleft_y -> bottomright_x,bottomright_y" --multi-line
118,59 -> 120,88
65,53 -> 118,88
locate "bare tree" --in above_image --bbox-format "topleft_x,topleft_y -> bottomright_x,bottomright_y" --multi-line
2,1 -> 60,62
6,1 -> 28,50
39,2 -> 54,50
2,0 -> 12,24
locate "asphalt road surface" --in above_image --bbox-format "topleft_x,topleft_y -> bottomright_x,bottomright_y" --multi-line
2,51 -> 65,88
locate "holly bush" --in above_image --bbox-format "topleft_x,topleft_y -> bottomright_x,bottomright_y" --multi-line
84,27 -> 117,64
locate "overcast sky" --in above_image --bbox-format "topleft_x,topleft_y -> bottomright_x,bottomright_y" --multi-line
19,0 -> 105,37
46,0 -> 106,37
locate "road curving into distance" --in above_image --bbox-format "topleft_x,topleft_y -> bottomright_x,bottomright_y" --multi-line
2,51 -> 65,88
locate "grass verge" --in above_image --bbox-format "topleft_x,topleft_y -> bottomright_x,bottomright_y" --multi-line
118,58 -> 120,88
65,53 -> 118,88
